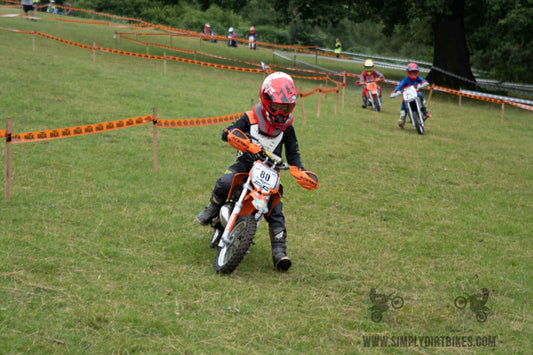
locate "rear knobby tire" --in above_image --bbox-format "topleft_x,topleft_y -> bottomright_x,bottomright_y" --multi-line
413,112 -> 424,135
214,214 -> 256,274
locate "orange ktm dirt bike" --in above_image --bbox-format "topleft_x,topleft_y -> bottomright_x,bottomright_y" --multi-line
357,78 -> 383,112
208,129 -> 319,274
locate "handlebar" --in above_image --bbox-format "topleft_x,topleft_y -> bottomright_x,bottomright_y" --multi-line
259,149 -> 284,166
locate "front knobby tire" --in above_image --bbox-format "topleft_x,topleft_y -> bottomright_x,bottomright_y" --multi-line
413,112 -> 424,135
214,215 -> 256,274
375,97 -> 382,112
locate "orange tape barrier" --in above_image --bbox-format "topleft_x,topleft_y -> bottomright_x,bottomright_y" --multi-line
8,116 -> 154,144
120,34 -> 264,69
156,113 -> 242,128
432,85 -> 533,110
19,30 -> 266,74
2,113 -> 245,144
299,86 -> 339,99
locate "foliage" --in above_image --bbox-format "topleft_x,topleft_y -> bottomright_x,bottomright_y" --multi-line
466,0 -> 533,82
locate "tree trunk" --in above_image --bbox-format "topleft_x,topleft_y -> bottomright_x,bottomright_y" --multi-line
427,0 -> 476,90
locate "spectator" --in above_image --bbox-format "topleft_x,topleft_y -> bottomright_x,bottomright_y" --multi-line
65,1 -> 72,16
334,38 -> 342,58
21,0 -> 35,18
32,0 -> 41,12
46,0 -> 57,14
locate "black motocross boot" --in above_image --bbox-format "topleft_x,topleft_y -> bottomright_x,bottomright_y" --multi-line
362,96 -> 367,109
270,227 -> 291,271
195,194 -> 223,225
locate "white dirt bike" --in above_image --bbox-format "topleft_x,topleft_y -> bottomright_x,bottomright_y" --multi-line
390,83 -> 428,135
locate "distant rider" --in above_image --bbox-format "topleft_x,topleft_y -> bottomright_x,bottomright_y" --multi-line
227,27 -> 237,47
247,26 -> 257,49
356,59 -> 384,109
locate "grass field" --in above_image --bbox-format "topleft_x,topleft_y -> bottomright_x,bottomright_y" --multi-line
1,8 -> 532,354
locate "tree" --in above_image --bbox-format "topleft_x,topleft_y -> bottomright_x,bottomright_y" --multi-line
466,0 -> 533,83
379,0 -> 476,89
427,0 -> 476,89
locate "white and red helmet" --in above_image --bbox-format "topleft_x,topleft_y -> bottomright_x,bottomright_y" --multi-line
259,72 -> 297,136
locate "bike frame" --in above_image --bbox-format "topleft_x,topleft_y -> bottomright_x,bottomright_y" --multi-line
218,161 -> 281,248
365,81 -> 381,110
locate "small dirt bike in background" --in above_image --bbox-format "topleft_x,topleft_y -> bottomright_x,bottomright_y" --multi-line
208,129 -> 318,274
357,78 -> 383,112
390,84 -> 428,135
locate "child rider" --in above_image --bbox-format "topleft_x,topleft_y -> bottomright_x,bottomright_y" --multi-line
391,62 -> 431,128
356,59 -> 384,109
195,72 -> 318,271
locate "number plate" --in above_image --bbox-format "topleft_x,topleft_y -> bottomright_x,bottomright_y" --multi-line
250,162 -> 280,193
403,86 -> 417,101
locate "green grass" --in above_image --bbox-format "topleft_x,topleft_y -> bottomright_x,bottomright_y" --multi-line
1,8 -> 532,354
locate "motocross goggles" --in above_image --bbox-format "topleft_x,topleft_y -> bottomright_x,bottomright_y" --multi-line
268,102 -> 295,116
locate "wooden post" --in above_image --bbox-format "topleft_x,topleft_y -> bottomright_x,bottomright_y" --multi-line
335,87 -> 339,115
32,33 -> 35,51
300,95 -> 306,125
153,108 -> 158,173
5,118 -> 12,201
317,85 -> 322,118
146,45 -> 149,55
342,73 -> 346,107
163,51 -> 166,74
428,86 -> 434,105
459,94 -> 462,106
194,50 -> 197,61
92,41 -> 96,63
501,103 -> 504,124
170,33 -> 172,47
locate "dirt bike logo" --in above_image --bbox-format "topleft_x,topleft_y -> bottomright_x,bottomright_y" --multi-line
369,288 -> 404,323
454,288 -> 491,323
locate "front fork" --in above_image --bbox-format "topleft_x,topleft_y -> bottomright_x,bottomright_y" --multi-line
406,98 -> 422,126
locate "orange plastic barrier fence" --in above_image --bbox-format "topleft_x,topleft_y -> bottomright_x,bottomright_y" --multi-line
156,113 -> 242,128
2,113 -> 244,144
299,86 -> 339,99
433,85 -> 533,110
8,116 -> 153,143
